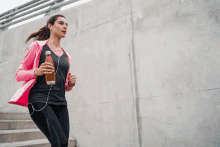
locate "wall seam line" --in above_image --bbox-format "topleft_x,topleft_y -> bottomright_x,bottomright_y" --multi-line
129,0 -> 141,147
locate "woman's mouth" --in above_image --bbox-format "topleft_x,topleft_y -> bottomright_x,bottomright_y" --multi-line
62,31 -> 66,34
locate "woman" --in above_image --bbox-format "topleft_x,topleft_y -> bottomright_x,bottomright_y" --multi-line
11,14 -> 76,147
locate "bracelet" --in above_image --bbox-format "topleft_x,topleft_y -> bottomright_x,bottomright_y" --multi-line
34,69 -> 38,77
68,83 -> 75,87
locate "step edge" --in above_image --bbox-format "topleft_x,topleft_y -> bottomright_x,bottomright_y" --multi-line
0,138 -> 76,146
0,128 -> 40,134
0,119 -> 33,123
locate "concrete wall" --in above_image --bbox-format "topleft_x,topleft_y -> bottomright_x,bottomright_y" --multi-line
1,0 -> 220,146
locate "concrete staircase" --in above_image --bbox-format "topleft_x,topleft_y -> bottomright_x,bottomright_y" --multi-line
0,112 -> 76,147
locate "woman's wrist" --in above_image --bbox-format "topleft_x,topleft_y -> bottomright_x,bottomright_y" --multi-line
68,82 -> 75,87
34,69 -> 38,77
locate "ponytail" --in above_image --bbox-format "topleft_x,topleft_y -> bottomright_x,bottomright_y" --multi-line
25,14 -> 65,44
25,25 -> 50,44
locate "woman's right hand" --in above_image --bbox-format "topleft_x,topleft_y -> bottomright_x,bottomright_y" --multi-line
34,61 -> 55,76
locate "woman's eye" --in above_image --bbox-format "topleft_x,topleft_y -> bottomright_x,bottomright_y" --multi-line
59,22 -> 67,27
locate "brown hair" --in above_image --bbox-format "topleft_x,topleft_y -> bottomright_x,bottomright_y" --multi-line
25,14 -> 65,43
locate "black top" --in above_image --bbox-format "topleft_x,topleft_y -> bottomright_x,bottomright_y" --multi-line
28,44 -> 69,106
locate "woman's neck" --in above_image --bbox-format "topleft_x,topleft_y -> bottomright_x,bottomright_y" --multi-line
48,36 -> 61,49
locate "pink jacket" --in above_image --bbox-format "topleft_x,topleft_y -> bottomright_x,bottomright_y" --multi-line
8,40 -> 73,107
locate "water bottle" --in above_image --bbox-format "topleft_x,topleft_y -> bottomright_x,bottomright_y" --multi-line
45,51 -> 56,85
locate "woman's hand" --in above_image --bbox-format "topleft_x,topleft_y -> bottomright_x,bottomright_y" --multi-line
34,61 -> 55,77
68,73 -> 76,86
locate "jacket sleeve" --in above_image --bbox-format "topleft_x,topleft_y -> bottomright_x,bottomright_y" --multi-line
15,42 -> 38,82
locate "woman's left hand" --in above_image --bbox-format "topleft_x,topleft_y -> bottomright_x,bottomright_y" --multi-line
68,73 -> 76,86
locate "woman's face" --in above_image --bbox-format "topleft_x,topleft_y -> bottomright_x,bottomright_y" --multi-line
50,17 -> 68,38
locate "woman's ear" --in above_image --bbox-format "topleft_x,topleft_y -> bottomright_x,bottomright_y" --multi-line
48,24 -> 52,30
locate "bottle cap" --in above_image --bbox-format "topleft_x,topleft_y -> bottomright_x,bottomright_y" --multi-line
45,51 -> 51,55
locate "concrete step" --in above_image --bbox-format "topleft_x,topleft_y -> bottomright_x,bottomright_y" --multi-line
0,113 -> 31,120
0,137 -> 76,147
0,129 -> 45,143
0,120 -> 37,130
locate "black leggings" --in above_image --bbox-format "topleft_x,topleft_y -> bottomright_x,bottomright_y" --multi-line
28,102 -> 69,147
